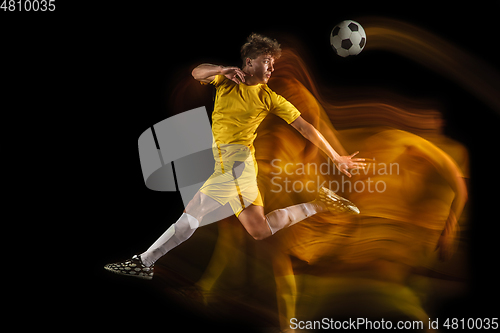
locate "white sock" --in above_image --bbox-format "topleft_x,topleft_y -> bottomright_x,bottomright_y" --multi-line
265,201 -> 325,235
140,213 -> 199,267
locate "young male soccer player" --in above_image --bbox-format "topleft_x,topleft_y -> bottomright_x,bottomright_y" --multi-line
105,33 -> 366,279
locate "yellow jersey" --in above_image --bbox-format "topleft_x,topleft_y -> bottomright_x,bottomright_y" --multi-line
205,75 -> 301,150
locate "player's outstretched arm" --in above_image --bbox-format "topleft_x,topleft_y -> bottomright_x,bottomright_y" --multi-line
192,64 -> 249,84
290,116 -> 366,177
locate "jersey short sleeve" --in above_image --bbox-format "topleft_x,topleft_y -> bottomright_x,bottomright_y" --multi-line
269,90 -> 301,124
200,74 -> 227,87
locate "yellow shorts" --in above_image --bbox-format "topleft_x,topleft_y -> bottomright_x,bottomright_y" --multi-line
199,143 -> 263,217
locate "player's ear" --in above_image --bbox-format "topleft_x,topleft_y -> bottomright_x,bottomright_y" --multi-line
246,57 -> 252,67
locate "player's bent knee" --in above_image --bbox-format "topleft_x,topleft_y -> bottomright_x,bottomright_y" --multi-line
247,217 -> 272,240
238,205 -> 272,240
250,231 -> 269,241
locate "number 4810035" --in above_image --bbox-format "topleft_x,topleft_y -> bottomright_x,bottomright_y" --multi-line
1,0 -> 55,11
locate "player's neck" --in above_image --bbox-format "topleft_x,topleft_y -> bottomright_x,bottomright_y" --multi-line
243,77 -> 261,86
242,67 -> 264,86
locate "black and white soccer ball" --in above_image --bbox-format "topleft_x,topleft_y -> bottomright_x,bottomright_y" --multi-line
330,20 -> 366,57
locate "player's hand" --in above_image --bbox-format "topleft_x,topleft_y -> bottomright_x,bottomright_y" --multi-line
334,151 -> 366,178
221,66 -> 250,84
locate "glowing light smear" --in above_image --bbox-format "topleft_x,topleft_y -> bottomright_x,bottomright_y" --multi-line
157,21 -> 472,330
363,17 -> 500,115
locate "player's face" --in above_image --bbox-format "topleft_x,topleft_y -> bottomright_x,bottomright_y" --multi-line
248,54 -> 275,84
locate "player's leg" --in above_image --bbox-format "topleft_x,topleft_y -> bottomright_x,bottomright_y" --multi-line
237,204 -> 272,240
267,187 -> 360,235
138,191 -> 221,267
104,191 -> 221,279
238,199 -> 329,240
238,187 -> 360,240
265,200 -> 326,235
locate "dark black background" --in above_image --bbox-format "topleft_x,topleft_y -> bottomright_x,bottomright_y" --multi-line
4,1 -> 498,331
94,4 -> 500,329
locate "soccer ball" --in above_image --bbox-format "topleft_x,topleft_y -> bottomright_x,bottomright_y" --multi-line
330,20 -> 366,57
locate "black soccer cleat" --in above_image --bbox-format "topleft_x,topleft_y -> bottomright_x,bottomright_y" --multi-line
104,255 -> 154,280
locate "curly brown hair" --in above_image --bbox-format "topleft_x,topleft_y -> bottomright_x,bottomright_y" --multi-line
240,33 -> 281,65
